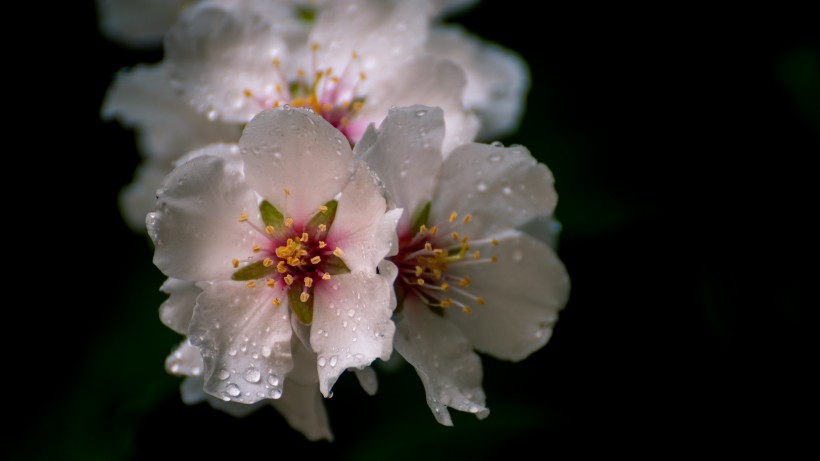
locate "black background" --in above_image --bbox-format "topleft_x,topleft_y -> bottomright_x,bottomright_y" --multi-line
11,1 -> 815,459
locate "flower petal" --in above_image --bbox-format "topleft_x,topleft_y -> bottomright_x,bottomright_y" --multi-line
354,105 -> 444,234
180,376 -> 267,418
443,231 -> 570,361
358,57 -> 479,155
426,26 -> 530,140
159,278 -> 201,335
311,0 -> 430,86
395,297 -> 489,425
271,380 -> 334,441
119,161 -> 169,232
189,281 -> 294,404
102,63 -> 240,162
431,143 -> 558,238
239,107 -> 355,225
165,340 -> 204,377
311,272 -> 396,396
327,165 -> 396,272
147,154 -> 267,281
97,0 -> 187,48
165,3 -> 289,122
354,367 -> 378,396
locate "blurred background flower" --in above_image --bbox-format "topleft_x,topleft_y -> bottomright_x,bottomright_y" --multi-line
11,1 -> 815,459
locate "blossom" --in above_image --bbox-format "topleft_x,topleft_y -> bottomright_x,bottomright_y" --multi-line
164,0 -> 481,152
147,107 -> 402,408
97,0 -> 191,48
356,105 -> 570,425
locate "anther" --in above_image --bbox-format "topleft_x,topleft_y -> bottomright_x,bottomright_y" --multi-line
472,251 -> 481,260
319,205 -> 328,213
246,281 -> 256,288
318,224 -> 327,232
300,292 -> 310,303
310,256 -> 321,264
284,217 -> 294,228
252,245 -> 261,252
304,276 -> 314,288
460,276 -> 471,288
265,225 -> 275,234
462,306 -> 473,314
333,247 -> 343,257
266,279 -> 275,287
429,226 -> 438,236
322,273 -> 331,280
272,298 -> 281,306
277,261 -> 287,273
263,258 -> 274,267
238,213 -> 249,222
452,232 -> 460,241
491,256 -> 498,263
449,212 -> 458,223
417,278 -> 425,286
477,297 -> 485,305
232,259 -> 240,268
318,241 -> 327,249
424,242 -> 433,252
440,299 -> 452,308
284,274 -> 294,285
415,266 -> 424,277
301,232 -> 309,242
463,214 -> 472,223
440,282 -> 449,291
243,89 -> 253,98
491,238 -> 499,246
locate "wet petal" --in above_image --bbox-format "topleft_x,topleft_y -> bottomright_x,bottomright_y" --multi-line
165,340 -> 204,377
159,278 -> 201,335
190,281 -> 294,403
311,272 -> 395,396
395,297 -> 489,425
444,232 -> 569,361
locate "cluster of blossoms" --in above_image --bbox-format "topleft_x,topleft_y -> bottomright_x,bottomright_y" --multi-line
102,0 -> 569,440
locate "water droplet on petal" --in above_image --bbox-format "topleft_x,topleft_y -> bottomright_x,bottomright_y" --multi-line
502,186 -> 512,195
270,388 -> 282,399
476,180 -> 487,192
468,405 -> 480,413
318,357 -> 327,367
226,383 -> 241,397
490,141 -> 503,148
489,152 -> 502,162
347,309 -> 355,317
267,375 -> 280,386
512,249 -> 523,262
415,109 -> 427,117
261,346 -> 272,357
217,370 -> 230,380
329,356 -> 338,367
243,367 -> 261,383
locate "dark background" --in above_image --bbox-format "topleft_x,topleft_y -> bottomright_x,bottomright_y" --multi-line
11,1 -> 815,459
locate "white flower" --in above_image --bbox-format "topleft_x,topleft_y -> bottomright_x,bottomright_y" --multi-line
164,0 -> 479,153
102,64 -> 241,230
356,105 -> 570,425
97,0 -> 191,48
148,106 -> 402,405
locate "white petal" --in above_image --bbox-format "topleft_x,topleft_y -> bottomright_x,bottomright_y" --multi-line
359,57 -> 479,155
354,367 -> 378,396
239,107 -> 355,224
181,376 -> 267,417
159,278 -> 201,335
426,26 -> 530,141
165,3 -> 288,122
429,0 -> 479,18
520,215 -> 563,250
431,142 -> 557,238
189,281 -> 294,404
165,340 -> 204,377
97,0 -> 187,48
395,298 -> 489,425
311,272 -> 395,396
270,380 -> 334,441
147,155 -> 268,281
354,105 -> 444,233
311,0 -> 430,86
444,232 -> 570,361
102,63 -> 240,162
327,165 -> 395,272
174,143 -> 242,170
119,161 -> 169,232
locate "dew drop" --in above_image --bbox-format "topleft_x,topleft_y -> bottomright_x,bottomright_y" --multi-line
488,152 -> 502,162
318,356 -> 327,367
243,367 -> 261,383
270,388 -> 282,399
512,249 -> 524,262
347,308 -> 355,317
476,180 -> 488,192
468,405 -> 480,413
261,346 -> 272,357
217,369 -> 230,380
226,383 -> 241,397
329,356 -> 338,367
228,348 -> 237,357
502,186 -> 512,195
192,366 -> 202,376
267,375 -> 280,386
490,141 -> 503,148
415,109 -> 427,117
207,109 -> 218,121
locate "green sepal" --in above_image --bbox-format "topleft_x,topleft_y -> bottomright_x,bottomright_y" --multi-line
322,254 -> 350,275
288,283 -> 314,324
232,261 -> 276,281
295,5 -> 316,23
410,201 -> 431,233
306,200 -> 338,233
260,200 -> 284,228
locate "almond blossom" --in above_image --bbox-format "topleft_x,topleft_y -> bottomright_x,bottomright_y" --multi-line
356,105 -> 570,425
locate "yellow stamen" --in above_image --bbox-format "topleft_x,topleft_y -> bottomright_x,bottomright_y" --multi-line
452,232 -> 460,241
460,276 -> 471,288
265,225 -> 275,234
322,273 -> 331,280
449,212 -> 458,223
304,276 -> 313,288
440,299 -> 452,308
263,258 -> 274,267
311,42 -> 319,52
284,274 -> 294,285
491,256 -> 498,263
319,205 -> 328,213
272,297 -> 281,306
300,232 -> 309,242
429,226 -> 438,236
246,281 -> 256,288
273,58 -> 280,67
333,247 -> 343,257
462,306 -> 473,314
300,292 -> 310,302
284,217 -> 294,228
318,241 -> 327,249
414,266 -> 424,277
419,224 -> 428,235
318,224 -> 327,232
266,279 -> 275,288
238,213 -> 249,222
310,256 -> 321,264
491,238 -> 499,246
277,261 -> 287,273
252,245 -> 261,252
232,259 -> 239,268
472,251 -> 481,260
417,278 -> 425,286
440,282 -> 449,291
477,297 -> 485,305
243,89 -> 252,98
432,269 -> 442,280
424,242 -> 433,252
463,214 -> 472,223
359,72 -> 366,81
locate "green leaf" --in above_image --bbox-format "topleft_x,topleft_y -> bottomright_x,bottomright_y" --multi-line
323,254 -> 350,275
260,200 -> 284,229
288,283 -> 314,324
231,261 -> 275,281
410,201 -> 431,233
306,200 -> 338,232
